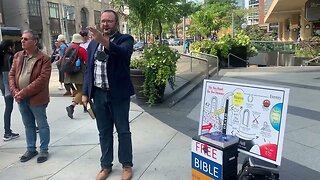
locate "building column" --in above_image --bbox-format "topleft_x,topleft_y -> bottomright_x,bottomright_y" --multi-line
300,8 -> 312,41
289,14 -> 299,42
278,22 -> 284,41
282,21 -> 289,41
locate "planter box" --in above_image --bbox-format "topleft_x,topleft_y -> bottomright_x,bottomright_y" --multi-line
130,69 -> 146,100
130,69 -> 166,103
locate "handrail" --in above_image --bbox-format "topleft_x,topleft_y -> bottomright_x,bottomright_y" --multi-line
190,51 -> 218,59
190,51 -> 219,77
179,53 -> 211,78
179,53 -> 208,62
228,53 -> 248,67
303,56 -> 320,66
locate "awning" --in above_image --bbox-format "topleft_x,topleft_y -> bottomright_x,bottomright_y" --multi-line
265,0 -> 308,23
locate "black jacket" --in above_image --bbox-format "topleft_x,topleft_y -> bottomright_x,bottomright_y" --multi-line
0,53 -> 14,72
83,32 -> 135,100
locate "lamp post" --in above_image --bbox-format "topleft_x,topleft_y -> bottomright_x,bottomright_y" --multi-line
63,5 -> 71,42
182,0 -> 186,53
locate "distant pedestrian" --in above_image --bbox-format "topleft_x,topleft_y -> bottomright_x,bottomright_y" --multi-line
65,34 -> 87,119
184,40 -> 190,54
84,9 -> 134,180
52,41 -> 64,90
0,40 -> 20,141
9,30 -> 51,163
57,34 -> 77,96
79,30 -> 91,50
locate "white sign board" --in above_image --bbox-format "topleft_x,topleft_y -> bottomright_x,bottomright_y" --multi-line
198,80 -> 289,166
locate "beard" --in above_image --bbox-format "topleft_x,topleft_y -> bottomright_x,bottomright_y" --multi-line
104,28 -> 117,36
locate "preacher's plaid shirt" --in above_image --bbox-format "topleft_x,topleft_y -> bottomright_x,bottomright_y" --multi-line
94,44 -> 109,89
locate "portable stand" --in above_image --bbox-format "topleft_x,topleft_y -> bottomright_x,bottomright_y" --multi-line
238,156 -> 279,180
192,135 -> 239,180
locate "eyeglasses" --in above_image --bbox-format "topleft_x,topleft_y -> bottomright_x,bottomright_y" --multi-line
21,37 -> 33,41
101,20 -> 115,24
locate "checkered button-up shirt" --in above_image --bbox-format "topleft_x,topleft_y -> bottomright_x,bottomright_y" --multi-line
94,44 -> 109,89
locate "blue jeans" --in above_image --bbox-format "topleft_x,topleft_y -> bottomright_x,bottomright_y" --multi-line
93,87 -> 133,169
18,99 -> 50,153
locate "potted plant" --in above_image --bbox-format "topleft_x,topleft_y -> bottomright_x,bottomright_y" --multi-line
130,43 -> 180,105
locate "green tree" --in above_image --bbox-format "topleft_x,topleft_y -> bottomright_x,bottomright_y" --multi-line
111,0 -> 157,43
189,1 -> 235,37
111,0 -> 198,43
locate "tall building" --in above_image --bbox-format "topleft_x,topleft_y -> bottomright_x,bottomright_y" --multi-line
247,0 -> 259,26
1,0 -> 110,54
236,0 -> 246,8
265,0 -> 318,42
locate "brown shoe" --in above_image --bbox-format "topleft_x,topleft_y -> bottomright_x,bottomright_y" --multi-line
122,167 -> 133,180
71,90 -> 77,97
63,91 -> 72,96
96,168 -> 112,180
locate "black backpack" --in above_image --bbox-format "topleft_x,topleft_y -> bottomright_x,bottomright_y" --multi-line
60,46 -> 81,74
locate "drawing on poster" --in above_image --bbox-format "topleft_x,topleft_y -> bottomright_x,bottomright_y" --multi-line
198,80 -> 289,166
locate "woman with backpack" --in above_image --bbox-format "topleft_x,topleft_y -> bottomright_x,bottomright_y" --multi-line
0,40 -> 20,141
64,34 -> 87,119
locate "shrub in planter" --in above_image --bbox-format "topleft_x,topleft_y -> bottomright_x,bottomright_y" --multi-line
130,44 -> 180,105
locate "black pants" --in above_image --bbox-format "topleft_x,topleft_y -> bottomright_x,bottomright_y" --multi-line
4,96 -> 14,134
64,83 -> 76,92
56,65 -> 64,83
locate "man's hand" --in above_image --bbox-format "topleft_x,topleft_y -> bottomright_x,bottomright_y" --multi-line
87,26 -> 108,43
87,26 -> 110,49
82,95 -> 89,107
14,90 -> 23,103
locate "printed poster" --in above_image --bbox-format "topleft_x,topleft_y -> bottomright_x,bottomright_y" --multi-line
198,80 -> 289,166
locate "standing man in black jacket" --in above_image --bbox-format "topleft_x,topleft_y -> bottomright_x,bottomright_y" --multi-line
82,10 -> 134,180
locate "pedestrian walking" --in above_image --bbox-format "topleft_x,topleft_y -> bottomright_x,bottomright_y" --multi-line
0,40 -> 20,141
56,34 -> 77,96
65,33 -> 87,119
52,41 -> 64,90
83,9 -> 134,180
9,30 -> 51,163
184,40 -> 190,54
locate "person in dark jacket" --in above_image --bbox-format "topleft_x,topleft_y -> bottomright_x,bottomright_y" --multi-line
83,10 -> 134,180
0,40 -> 20,141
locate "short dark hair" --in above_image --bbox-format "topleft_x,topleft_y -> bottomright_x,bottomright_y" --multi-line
79,30 -> 88,37
103,9 -> 119,25
0,40 -> 14,53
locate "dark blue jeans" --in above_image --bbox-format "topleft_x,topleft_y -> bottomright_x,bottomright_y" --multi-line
4,96 -> 14,134
93,87 -> 133,169
18,99 -> 50,153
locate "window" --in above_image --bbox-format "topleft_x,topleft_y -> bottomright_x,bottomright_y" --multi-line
64,5 -> 75,20
81,8 -> 88,29
94,10 -> 101,26
48,2 -> 59,19
28,0 -> 41,16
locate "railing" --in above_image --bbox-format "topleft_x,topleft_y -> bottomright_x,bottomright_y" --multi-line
189,51 -> 220,77
228,53 -> 248,67
303,56 -> 320,66
252,41 -> 296,53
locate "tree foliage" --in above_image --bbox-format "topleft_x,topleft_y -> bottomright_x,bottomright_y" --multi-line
111,0 -> 198,42
188,0 -> 236,37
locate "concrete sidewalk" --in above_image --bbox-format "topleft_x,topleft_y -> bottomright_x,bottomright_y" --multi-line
0,68 -> 192,180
